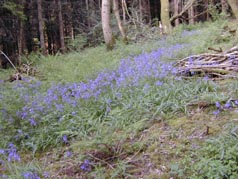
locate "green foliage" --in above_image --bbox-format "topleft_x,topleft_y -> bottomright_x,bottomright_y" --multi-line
207,3 -> 228,21
65,34 -> 88,51
3,1 -> 26,20
172,123 -> 238,179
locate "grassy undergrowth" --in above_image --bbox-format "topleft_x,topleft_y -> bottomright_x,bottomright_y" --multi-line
1,20 -> 238,178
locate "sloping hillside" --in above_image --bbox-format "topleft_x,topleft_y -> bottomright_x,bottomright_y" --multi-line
1,20 -> 238,179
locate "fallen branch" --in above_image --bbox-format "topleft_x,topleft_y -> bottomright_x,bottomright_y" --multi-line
175,46 -> 238,79
0,50 -> 19,72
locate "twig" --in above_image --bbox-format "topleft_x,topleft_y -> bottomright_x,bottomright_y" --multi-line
88,153 -> 115,170
0,50 -> 19,72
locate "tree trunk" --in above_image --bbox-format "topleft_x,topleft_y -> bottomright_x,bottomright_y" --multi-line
188,5 -> 195,24
37,0 -> 47,55
161,0 -> 172,34
174,0 -> 180,26
227,0 -> 238,19
101,0 -> 114,50
221,0 -> 228,15
170,0 -> 195,23
113,0 -> 127,43
138,0 -> 151,24
122,0 -> 126,25
18,19 -> 23,65
56,0 -> 66,53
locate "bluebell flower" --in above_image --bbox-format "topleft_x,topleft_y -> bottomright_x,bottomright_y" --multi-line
62,135 -> 68,143
65,150 -> 73,157
29,118 -> 37,126
155,80 -> 163,86
80,159 -> 91,171
22,172 -> 40,179
43,172 -> 50,178
235,100 -> 238,106
0,174 -> 8,179
0,149 -> 5,154
215,101 -> 221,109
7,143 -> 20,162
213,110 -> 220,116
224,102 -> 231,109
71,111 -> 76,115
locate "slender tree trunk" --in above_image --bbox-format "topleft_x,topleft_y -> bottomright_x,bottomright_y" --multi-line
88,0 -> 96,29
170,0 -> 195,23
189,5 -> 195,24
227,0 -> 238,19
56,0 -> 66,53
37,0 -> 47,55
113,0 -> 127,43
138,0 -> 151,24
174,0 -> 180,26
122,0 -> 126,25
101,0 -> 114,50
221,0 -> 228,15
143,0 -> 151,24
18,19 -> 24,65
161,0 -> 172,34
139,0 -> 143,23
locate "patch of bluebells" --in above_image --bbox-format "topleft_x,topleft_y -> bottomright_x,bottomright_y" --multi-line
0,144 -> 20,175
181,30 -> 202,37
22,172 -> 40,179
12,44 -> 188,125
7,143 -> 21,162
213,100 -> 238,116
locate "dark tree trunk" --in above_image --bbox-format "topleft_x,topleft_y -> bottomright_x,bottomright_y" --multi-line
37,0 -> 47,55
56,0 -> 66,53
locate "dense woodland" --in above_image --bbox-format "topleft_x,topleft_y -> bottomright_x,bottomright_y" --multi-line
0,0 -> 238,66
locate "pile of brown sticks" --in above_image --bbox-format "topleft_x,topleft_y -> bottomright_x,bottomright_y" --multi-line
175,46 -> 238,79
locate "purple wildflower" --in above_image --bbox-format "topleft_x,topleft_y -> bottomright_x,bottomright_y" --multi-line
7,143 -> 20,162
29,118 -> 37,126
213,110 -> 220,116
0,149 -> 5,154
235,100 -> 238,106
22,172 -> 40,179
65,150 -> 73,157
224,102 -> 231,109
215,101 -> 221,109
43,172 -> 50,178
62,135 -> 68,143
80,159 -> 91,171
155,80 -> 163,86
0,174 -> 8,179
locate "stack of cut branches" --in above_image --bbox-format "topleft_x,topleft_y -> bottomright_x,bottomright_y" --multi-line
175,46 -> 238,79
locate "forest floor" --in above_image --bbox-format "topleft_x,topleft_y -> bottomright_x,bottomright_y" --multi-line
1,20 -> 238,179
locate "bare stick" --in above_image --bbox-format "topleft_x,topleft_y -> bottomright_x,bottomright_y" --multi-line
0,50 -> 19,72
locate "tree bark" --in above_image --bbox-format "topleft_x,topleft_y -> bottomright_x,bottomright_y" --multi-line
188,5 -> 195,24
56,0 -> 66,53
227,0 -> 238,19
37,0 -> 47,55
170,0 -> 195,23
161,0 -> 172,34
101,0 -> 114,50
113,0 -> 127,43
221,0 -> 228,15
174,0 -> 180,26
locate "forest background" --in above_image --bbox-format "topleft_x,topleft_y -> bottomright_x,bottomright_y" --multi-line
1,0 -> 238,61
